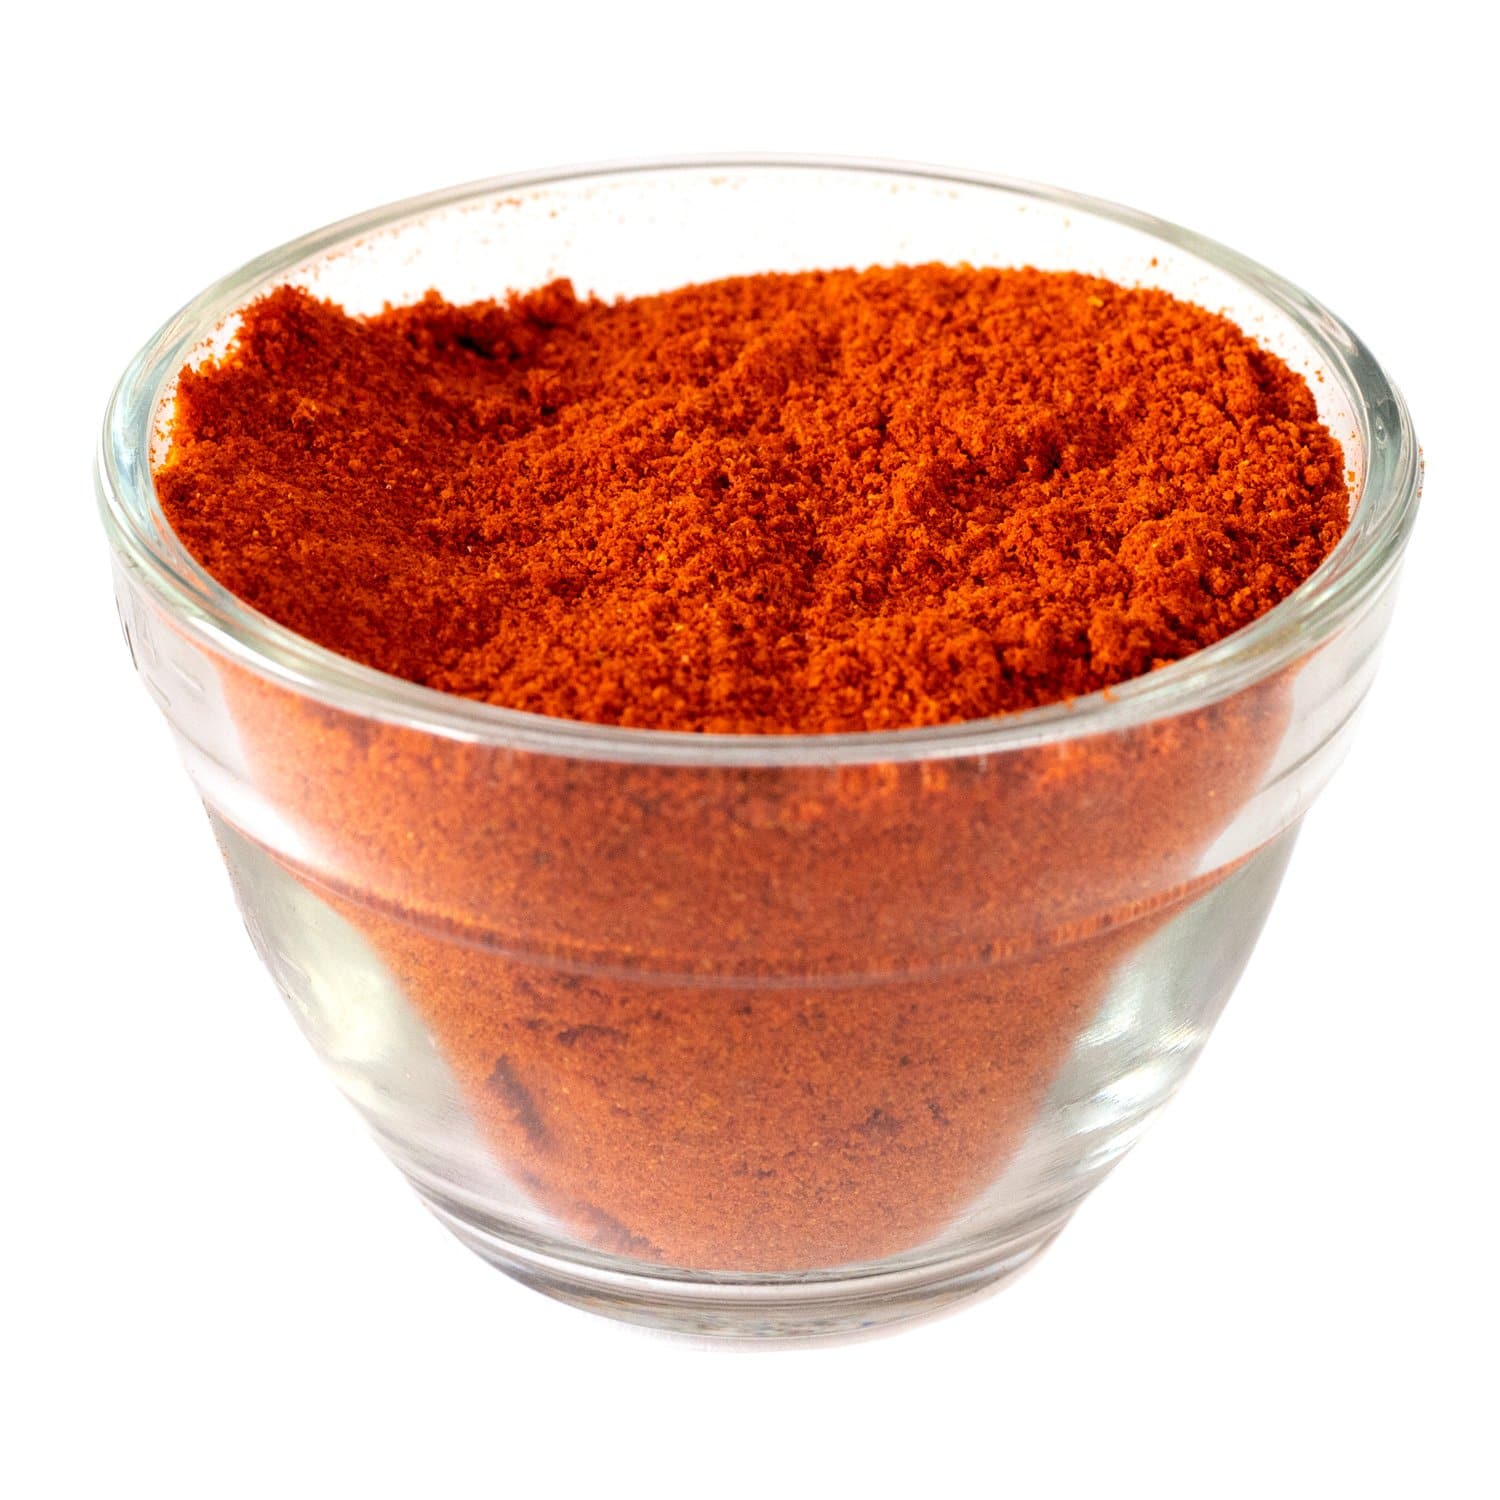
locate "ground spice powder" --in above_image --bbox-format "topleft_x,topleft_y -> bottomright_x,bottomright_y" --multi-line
155,266 -> 1349,1270
158,267 -> 1346,731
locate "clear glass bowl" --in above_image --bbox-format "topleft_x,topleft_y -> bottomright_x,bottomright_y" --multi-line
97,159 -> 1419,1337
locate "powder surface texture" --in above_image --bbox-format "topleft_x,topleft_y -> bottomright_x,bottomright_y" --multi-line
157,267 -> 1347,732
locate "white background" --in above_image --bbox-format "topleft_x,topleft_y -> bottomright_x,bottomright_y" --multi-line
6,4 -> 1495,1495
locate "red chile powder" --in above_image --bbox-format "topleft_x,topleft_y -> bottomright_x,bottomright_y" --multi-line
155,266 -> 1348,1269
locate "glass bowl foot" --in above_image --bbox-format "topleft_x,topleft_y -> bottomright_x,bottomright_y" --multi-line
419,1188 -> 1071,1339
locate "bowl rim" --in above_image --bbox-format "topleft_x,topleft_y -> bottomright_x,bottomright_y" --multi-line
96,153 -> 1421,767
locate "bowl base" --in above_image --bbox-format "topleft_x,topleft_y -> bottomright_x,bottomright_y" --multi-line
418,1190 -> 1070,1339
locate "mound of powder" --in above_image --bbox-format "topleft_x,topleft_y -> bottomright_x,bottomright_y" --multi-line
156,266 -> 1347,732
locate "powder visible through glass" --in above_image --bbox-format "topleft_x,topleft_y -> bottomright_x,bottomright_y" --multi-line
153,266 -> 1348,1270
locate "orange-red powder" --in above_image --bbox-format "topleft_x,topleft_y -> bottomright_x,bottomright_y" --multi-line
156,266 -> 1348,1270
157,267 -> 1346,731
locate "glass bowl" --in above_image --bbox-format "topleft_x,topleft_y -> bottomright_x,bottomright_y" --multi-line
97,158 -> 1419,1337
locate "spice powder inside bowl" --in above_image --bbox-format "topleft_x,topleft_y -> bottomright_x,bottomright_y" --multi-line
153,265 -> 1348,1270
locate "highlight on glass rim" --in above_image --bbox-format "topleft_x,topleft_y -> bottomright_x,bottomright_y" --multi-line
98,160 -> 1420,1337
